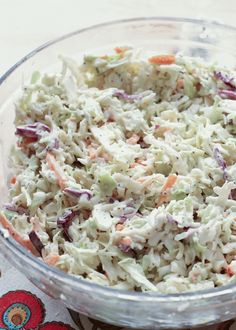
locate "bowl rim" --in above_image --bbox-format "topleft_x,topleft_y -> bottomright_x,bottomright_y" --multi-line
1,16 -> 236,303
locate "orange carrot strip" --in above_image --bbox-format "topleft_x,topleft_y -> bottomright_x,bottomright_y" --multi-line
120,236 -> 132,246
0,213 -> 38,255
116,224 -> 124,231
87,146 -> 97,160
136,159 -> 146,165
177,78 -> 184,89
156,174 -> 177,207
162,174 -> 177,191
114,47 -> 129,54
10,176 -> 16,185
148,54 -> 175,65
130,158 -> 147,168
46,152 -> 67,189
43,253 -> 60,266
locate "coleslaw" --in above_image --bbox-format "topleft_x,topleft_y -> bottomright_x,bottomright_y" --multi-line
1,47 -> 236,293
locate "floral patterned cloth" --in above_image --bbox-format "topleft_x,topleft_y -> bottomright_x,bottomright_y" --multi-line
1,259 -> 236,330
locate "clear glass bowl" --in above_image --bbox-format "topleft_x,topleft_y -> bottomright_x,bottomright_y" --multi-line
1,17 -> 236,329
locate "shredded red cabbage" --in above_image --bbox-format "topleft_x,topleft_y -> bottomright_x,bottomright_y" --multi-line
4,203 -> 28,215
118,203 -> 139,223
16,122 -> 50,138
118,243 -> 132,253
29,230 -> 44,255
214,71 -> 236,90
113,90 -> 142,101
218,89 -> 236,100
53,138 -> 60,149
46,138 -> 60,151
64,188 -> 92,200
57,210 -> 77,242
213,147 -> 228,180
230,188 -> 236,200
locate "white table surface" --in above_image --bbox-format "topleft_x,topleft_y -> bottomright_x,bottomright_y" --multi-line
0,0 -> 235,77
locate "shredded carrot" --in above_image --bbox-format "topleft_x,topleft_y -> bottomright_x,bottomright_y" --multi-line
10,176 -> 16,185
87,146 -> 97,160
136,159 -> 146,165
156,174 -> 177,207
114,46 -> 129,54
46,152 -> 67,189
116,224 -> 124,231
126,134 -> 140,145
43,253 -> 60,266
120,236 -> 132,246
177,78 -> 184,89
130,159 -> 147,168
162,174 -> 177,191
226,265 -> 234,277
148,54 -> 175,65
136,175 -> 155,188
0,213 -> 38,255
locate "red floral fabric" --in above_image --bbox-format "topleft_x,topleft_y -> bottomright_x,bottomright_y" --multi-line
0,290 -> 74,330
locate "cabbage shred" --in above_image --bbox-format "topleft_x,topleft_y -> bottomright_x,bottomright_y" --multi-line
3,48 -> 236,293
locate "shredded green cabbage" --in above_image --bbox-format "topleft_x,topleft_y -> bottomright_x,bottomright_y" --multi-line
2,48 -> 236,293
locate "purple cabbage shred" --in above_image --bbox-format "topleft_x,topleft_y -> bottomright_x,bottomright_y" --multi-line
16,122 -> 50,139
218,89 -> 236,100
166,214 -> 178,225
52,138 -> 60,149
213,147 -> 228,180
57,209 -> 78,242
29,230 -> 44,255
118,204 -> 139,223
64,188 -> 92,200
113,90 -> 142,102
230,188 -> 236,200
46,138 -> 60,151
214,71 -> 236,90
118,243 -> 132,253
4,203 -> 27,215
57,210 -> 77,229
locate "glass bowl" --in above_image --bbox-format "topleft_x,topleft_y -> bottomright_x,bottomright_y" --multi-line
1,17 -> 236,329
